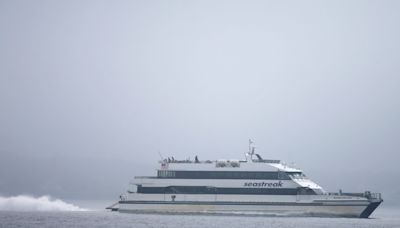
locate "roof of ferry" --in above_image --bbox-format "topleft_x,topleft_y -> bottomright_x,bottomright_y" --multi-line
160,159 -> 302,172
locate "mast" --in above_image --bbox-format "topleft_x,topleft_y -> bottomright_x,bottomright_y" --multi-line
246,139 -> 255,161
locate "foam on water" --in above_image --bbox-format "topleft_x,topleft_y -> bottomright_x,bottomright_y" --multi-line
0,195 -> 88,211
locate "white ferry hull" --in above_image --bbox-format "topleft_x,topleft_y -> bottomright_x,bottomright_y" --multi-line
116,192 -> 382,218
118,201 -> 379,218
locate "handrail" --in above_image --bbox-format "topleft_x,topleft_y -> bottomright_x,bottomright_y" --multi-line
326,191 -> 382,200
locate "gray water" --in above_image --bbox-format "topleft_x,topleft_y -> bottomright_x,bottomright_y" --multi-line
1,208 -> 399,228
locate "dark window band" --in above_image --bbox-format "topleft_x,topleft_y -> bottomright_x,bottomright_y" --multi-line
157,171 -> 296,180
137,186 -> 315,195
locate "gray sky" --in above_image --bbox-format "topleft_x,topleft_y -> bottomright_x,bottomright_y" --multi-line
0,0 -> 399,205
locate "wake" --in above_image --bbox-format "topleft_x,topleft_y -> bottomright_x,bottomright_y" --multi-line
0,195 -> 88,211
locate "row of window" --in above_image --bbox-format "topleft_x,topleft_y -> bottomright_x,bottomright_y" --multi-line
157,171 -> 298,180
136,186 -> 315,195
158,170 -> 176,177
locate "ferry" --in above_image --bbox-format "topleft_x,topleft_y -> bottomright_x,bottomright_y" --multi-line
108,140 -> 382,218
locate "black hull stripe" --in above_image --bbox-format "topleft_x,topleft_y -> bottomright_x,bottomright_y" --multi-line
359,201 -> 383,218
119,200 -> 369,207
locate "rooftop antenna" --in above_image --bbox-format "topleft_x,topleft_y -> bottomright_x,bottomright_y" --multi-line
246,139 -> 256,161
157,150 -> 164,161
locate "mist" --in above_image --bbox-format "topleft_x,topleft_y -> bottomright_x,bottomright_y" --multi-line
0,0 -> 399,206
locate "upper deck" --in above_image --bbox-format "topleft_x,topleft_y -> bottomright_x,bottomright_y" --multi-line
160,158 -> 302,173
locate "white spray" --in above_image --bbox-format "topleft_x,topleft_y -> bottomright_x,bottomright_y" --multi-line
0,195 -> 88,211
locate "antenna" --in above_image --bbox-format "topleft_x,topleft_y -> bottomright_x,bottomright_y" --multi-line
248,139 -> 253,154
246,139 -> 256,161
157,150 -> 164,160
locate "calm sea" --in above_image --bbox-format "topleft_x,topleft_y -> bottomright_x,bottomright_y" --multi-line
1,207 -> 399,228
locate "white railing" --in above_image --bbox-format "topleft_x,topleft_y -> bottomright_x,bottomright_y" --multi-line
327,191 -> 382,200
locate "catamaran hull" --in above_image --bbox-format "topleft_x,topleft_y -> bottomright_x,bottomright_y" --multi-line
117,200 -> 381,218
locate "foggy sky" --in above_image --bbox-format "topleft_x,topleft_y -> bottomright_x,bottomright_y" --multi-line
0,0 -> 399,205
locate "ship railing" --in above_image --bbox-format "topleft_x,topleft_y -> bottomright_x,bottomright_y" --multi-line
158,159 -> 281,164
133,176 -> 157,179
159,160 -> 214,164
369,192 -> 382,201
327,191 -> 382,200
252,159 -> 280,163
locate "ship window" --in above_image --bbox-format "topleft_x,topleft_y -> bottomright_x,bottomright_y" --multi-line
288,172 -> 306,179
158,170 -> 176,178
128,184 -> 138,193
158,171 -> 292,179
137,186 -> 303,195
278,172 -> 289,180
